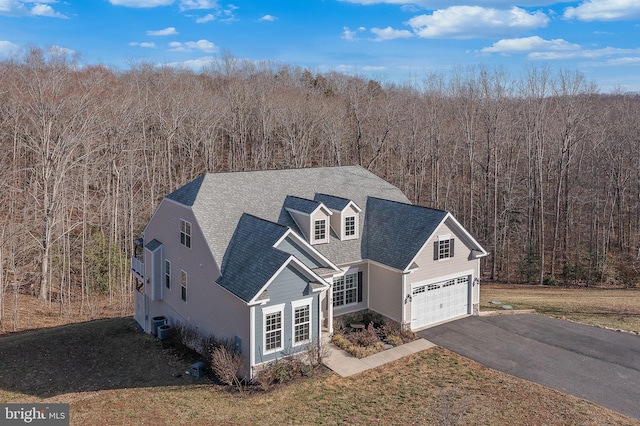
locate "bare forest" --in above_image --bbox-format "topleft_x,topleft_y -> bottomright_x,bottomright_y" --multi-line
1,48 -> 639,324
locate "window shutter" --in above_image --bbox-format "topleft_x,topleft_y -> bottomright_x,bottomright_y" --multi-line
450,239 -> 455,257
434,241 -> 439,260
357,271 -> 363,303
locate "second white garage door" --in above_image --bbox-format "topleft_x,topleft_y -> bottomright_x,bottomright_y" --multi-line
410,275 -> 470,329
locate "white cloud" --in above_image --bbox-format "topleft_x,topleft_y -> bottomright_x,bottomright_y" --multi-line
564,0 -> 640,21
529,46 -> 640,60
147,27 -> 178,36
339,0 -> 559,7
583,56 -> 640,66
0,0 -> 29,17
336,64 -> 355,72
109,0 -> 174,7
196,13 -> 214,23
179,0 -> 217,11
0,40 -> 19,56
481,36 -> 580,54
47,45 -> 74,56
30,3 -> 68,18
190,5 -> 235,23
0,0 -> 68,18
259,14 -> 276,22
362,65 -> 387,71
342,26 -> 366,41
169,39 -> 218,52
370,26 -> 413,41
407,6 -> 549,39
130,41 -> 157,48
164,56 -> 216,70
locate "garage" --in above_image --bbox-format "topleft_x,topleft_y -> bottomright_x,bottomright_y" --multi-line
410,275 -> 470,329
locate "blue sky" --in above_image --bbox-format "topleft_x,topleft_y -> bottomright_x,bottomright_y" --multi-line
1,0 -> 639,92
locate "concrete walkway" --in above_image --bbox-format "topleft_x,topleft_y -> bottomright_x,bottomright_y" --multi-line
323,338 -> 436,377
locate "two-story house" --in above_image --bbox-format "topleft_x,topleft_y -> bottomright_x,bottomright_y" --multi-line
131,166 -> 487,379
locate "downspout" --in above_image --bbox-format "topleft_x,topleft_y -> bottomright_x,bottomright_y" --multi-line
317,295 -> 322,343
249,305 -> 255,378
327,280 -> 333,334
401,272 -> 407,325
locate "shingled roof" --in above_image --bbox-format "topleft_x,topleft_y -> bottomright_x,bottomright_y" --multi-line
216,214 -> 291,303
167,166 -> 410,266
314,193 -> 359,211
164,166 -> 461,301
364,197 -> 448,270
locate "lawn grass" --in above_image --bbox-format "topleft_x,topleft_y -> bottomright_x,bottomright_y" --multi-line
480,284 -> 640,333
1,316 -> 637,425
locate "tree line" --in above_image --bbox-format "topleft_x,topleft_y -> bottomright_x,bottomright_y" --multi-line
0,48 -> 638,320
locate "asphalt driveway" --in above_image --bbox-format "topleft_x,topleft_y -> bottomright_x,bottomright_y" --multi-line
417,314 -> 640,421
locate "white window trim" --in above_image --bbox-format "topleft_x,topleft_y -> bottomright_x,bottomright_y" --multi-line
343,214 -> 358,240
181,269 -> 187,302
165,259 -> 171,290
180,219 -> 192,249
291,298 -> 313,347
263,303 -> 285,355
332,270 -> 359,308
437,236 -> 453,260
313,218 -> 328,244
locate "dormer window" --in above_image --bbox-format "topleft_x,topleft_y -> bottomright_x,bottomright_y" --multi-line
313,194 -> 361,241
284,195 -> 332,245
344,216 -> 356,237
314,219 -> 326,241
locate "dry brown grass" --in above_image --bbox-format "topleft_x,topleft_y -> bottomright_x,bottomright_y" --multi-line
0,293 -> 129,335
0,315 -> 637,425
481,284 -> 640,333
1,289 -> 639,425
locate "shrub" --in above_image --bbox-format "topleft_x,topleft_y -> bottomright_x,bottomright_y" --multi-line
348,323 -> 380,347
384,334 -> 404,347
331,328 -> 386,358
253,355 -> 315,390
304,340 -> 328,367
379,320 -> 416,345
210,346 -> 244,392
175,323 -> 202,351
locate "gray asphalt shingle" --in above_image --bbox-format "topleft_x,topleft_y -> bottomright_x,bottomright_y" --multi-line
216,214 -> 291,302
364,197 -> 447,270
166,166 -> 452,301
177,166 -> 410,266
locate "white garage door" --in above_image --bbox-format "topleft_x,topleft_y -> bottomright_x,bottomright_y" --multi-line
410,276 -> 470,329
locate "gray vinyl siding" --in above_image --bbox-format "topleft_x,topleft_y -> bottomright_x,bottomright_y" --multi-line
368,263 -> 403,323
407,222 -> 476,284
254,265 -> 319,364
276,237 -> 323,269
404,221 -> 481,321
143,199 -> 252,371
145,243 -> 163,301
